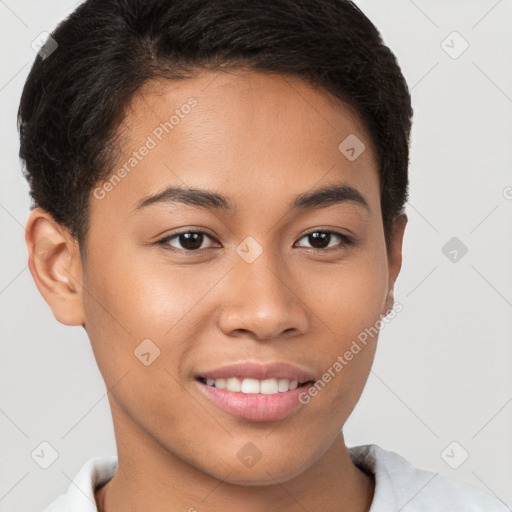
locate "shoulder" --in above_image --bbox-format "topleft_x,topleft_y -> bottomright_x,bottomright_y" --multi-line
348,444 -> 508,512
42,455 -> 118,512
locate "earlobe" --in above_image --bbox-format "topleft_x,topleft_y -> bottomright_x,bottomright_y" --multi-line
25,208 -> 85,326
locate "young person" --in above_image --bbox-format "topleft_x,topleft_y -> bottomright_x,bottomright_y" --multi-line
19,0 -> 507,510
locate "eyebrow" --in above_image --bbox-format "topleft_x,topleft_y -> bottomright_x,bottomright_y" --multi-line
132,182 -> 371,214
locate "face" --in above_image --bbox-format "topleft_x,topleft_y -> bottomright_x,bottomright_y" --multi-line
27,69 -> 406,486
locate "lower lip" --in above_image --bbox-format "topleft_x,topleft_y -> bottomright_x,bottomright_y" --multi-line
195,379 -> 314,422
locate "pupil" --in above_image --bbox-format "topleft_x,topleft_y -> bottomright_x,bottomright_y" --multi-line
180,232 -> 203,250
309,232 -> 330,249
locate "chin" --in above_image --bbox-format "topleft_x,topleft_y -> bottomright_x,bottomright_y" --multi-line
202,453 -> 311,487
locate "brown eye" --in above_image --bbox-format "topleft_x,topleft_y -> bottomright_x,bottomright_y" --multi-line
158,231 -> 218,251
295,230 -> 353,251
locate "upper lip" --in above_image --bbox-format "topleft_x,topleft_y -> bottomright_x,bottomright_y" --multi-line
196,361 -> 316,383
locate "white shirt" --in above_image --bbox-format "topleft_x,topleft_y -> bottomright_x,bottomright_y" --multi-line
42,444 -> 508,511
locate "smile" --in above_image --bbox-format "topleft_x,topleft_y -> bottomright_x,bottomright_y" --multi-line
197,376 -> 312,394
195,377 -> 315,422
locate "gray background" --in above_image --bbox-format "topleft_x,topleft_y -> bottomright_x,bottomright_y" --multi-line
1,0 -> 511,510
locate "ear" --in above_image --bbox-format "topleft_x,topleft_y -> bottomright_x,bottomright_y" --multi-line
383,212 -> 407,316
25,207 -> 85,326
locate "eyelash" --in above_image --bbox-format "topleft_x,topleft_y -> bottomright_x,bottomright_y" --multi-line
155,229 -> 355,254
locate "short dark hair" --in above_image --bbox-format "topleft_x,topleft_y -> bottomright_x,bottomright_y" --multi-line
18,0 -> 413,260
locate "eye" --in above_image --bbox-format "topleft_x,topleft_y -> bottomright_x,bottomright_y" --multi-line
156,228 -> 354,253
157,230 -> 219,252
295,230 -> 354,251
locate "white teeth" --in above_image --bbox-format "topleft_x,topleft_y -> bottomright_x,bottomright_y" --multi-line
214,378 -> 226,389
226,377 -> 241,392
204,377 -> 301,394
260,378 -> 278,394
278,379 -> 290,392
240,378 -> 260,394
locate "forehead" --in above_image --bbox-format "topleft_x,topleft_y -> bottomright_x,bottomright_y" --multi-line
124,69 -> 375,152
97,69 -> 380,216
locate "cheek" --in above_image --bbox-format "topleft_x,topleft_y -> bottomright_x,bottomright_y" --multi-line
81,242 -> 225,381
83,247 -> 199,336
297,251 -> 388,410
304,251 -> 388,338
81,253 -> 199,429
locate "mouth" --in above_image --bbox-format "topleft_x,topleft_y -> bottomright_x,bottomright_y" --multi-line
195,376 -> 315,394
194,376 -> 316,422
193,360 -> 317,421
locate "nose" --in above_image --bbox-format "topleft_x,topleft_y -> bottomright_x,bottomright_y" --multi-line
217,249 -> 310,341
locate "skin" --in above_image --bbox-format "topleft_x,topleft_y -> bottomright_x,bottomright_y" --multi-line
25,68 -> 407,512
